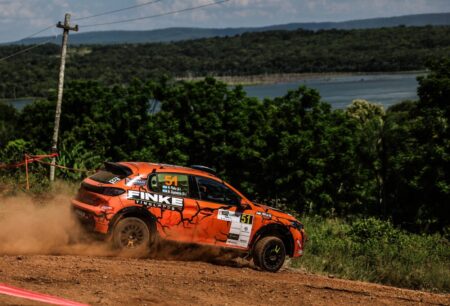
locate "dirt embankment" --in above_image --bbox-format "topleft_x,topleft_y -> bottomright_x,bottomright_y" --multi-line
0,191 -> 448,305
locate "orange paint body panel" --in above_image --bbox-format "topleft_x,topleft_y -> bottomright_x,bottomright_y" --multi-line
71,162 -> 305,257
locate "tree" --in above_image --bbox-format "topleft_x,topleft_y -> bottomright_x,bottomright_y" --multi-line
0,102 -> 18,147
346,100 -> 385,215
384,58 -> 450,233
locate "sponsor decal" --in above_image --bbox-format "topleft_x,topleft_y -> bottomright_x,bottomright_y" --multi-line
228,233 -> 240,240
161,175 -> 187,196
161,185 -> 186,196
256,211 -> 272,219
127,190 -> 184,211
218,209 -> 254,248
125,176 -> 147,187
108,177 -> 121,184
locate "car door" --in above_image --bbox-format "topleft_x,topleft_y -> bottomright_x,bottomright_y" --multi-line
143,172 -> 199,243
190,176 -> 255,250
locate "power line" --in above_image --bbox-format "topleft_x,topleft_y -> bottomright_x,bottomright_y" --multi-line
0,22 -> 57,62
19,24 -> 55,42
73,0 -> 165,21
0,0 -> 231,61
0,35 -> 58,62
79,0 -> 231,28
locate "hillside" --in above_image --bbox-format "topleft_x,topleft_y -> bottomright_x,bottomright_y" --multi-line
1,25 -> 449,99
11,12 -> 450,45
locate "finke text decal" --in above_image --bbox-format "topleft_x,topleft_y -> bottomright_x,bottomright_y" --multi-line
127,190 -> 184,211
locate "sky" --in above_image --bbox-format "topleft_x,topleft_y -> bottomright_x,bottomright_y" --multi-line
0,0 -> 449,43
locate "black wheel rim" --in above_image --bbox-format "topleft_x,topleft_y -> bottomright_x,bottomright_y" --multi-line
263,242 -> 284,269
119,223 -> 146,249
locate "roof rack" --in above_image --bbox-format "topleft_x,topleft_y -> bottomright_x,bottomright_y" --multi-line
190,165 -> 216,175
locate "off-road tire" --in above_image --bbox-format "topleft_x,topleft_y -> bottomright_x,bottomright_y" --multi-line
112,217 -> 151,251
253,236 -> 286,272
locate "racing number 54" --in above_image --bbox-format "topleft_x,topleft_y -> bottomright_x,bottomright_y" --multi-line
164,175 -> 178,186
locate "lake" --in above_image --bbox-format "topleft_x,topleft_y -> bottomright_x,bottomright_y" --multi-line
4,73 -> 421,110
2,98 -> 35,111
243,73 -> 421,109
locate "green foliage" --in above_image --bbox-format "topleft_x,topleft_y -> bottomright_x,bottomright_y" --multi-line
345,100 -> 385,215
0,102 -> 18,146
0,139 -> 50,193
417,58 -> 450,111
57,142 -> 103,180
383,58 -> 450,233
349,217 -> 399,243
293,216 -> 450,292
0,139 -> 31,164
1,26 -> 450,98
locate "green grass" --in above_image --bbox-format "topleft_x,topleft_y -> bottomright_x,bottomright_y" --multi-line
292,216 -> 450,293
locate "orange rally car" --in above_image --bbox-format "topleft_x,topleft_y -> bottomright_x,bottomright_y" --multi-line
71,162 -> 306,272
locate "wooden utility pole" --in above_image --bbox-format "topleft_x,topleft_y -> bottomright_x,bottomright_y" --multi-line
50,13 -> 78,181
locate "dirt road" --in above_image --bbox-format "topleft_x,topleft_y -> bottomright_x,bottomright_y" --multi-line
0,255 -> 448,306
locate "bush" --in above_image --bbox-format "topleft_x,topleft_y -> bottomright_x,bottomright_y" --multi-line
0,139 -> 50,194
292,216 -> 450,292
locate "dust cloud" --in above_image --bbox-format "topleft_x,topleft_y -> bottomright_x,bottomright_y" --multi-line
0,187 -> 113,256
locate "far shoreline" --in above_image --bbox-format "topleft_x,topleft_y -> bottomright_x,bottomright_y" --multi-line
176,71 -> 427,86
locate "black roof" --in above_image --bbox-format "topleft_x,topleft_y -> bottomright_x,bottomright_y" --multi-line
190,165 -> 216,175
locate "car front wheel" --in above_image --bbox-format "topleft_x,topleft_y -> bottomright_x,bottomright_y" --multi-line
253,236 -> 286,272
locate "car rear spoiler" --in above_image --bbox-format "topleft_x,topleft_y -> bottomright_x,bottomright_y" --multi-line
104,162 -> 133,177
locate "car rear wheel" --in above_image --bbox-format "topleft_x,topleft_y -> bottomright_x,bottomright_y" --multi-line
253,236 -> 286,272
112,217 -> 151,251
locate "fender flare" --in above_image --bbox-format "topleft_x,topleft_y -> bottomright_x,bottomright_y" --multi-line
250,223 -> 294,257
108,206 -> 157,237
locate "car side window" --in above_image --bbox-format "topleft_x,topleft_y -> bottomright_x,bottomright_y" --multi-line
195,177 -> 240,206
148,173 -> 189,197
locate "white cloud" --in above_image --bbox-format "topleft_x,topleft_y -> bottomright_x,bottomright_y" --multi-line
0,0 -> 449,42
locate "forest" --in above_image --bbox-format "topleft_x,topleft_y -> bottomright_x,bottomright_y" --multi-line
0,25 -> 449,98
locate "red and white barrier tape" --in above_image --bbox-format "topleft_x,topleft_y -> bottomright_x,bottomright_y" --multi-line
0,283 -> 88,306
0,153 -> 58,169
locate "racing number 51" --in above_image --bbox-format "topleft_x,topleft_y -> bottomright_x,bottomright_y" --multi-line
240,214 -> 253,224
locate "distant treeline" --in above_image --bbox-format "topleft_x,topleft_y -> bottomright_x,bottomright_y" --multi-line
0,25 -> 449,99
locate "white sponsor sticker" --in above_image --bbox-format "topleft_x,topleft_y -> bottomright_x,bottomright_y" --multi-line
108,177 -> 121,184
125,176 -> 147,187
218,209 -> 254,248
